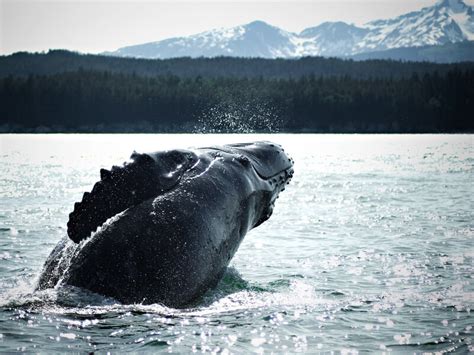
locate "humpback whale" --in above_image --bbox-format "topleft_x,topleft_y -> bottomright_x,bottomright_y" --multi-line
37,141 -> 294,307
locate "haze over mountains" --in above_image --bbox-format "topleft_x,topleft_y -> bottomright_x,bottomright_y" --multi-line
105,0 -> 474,61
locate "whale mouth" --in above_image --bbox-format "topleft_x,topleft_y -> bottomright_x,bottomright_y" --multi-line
252,162 -> 294,228
223,142 -> 294,227
67,150 -> 198,244
205,141 -> 294,228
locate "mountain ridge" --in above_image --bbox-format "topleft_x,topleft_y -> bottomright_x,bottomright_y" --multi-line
104,0 -> 474,60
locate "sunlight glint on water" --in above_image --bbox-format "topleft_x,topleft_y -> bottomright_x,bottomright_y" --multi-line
0,134 -> 473,352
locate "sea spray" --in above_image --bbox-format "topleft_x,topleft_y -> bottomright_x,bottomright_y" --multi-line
194,100 -> 284,133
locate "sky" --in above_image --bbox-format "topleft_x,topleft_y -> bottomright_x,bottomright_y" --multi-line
1,0 -> 473,55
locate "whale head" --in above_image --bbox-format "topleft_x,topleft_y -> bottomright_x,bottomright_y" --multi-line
206,141 -> 294,228
67,141 -> 293,244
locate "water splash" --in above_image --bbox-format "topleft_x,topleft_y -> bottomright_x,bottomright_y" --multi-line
194,100 -> 283,133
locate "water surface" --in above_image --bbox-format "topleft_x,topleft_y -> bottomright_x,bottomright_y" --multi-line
0,134 -> 473,352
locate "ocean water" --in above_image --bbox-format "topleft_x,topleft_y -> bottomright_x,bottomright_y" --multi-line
0,134 -> 472,353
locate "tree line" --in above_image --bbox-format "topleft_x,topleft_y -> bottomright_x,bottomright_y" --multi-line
1,50 -> 474,80
1,67 -> 472,133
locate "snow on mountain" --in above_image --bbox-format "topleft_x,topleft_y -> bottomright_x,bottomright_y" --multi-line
107,21 -> 298,59
299,22 -> 369,56
105,0 -> 474,59
359,0 -> 474,51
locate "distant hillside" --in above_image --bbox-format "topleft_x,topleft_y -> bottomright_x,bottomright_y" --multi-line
352,41 -> 474,63
1,50 -> 474,81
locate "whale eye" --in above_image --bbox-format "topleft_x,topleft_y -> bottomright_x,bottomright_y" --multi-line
236,155 -> 251,167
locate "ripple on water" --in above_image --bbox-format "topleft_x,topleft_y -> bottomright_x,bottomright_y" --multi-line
0,134 -> 473,352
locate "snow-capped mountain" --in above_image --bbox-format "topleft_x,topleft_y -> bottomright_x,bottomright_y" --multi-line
299,22 -> 369,56
108,21 -> 301,59
105,0 -> 474,59
359,0 -> 474,52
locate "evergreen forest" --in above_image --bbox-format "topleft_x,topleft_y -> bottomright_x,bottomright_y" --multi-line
1,51 -> 472,133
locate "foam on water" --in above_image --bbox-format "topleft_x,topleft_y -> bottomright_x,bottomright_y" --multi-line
0,134 -> 473,352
